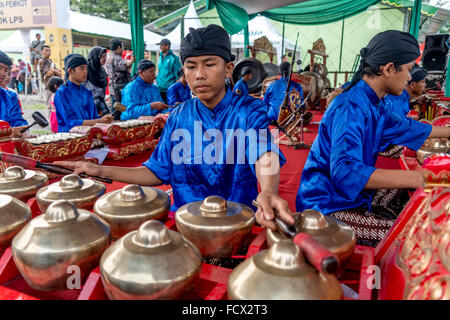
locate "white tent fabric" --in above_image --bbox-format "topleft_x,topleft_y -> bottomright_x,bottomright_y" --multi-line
147,0 -> 203,51
220,0 -> 308,14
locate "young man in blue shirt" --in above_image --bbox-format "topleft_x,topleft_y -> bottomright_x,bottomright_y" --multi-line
257,30 -> 450,246
263,62 -> 304,122
233,66 -> 252,95
54,54 -> 113,132
120,60 -> 169,120
167,68 -> 191,106
56,24 -> 290,222
0,50 -> 27,138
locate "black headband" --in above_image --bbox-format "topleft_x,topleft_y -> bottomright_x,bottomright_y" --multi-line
137,59 -> 155,72
0,50 -> 11,67
346,30 -> 420,91
180,24 -> 235,64
64,54 -> 87,72
409,65 -> 428,84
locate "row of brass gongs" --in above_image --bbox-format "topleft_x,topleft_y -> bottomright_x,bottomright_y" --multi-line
0,166 -> 355,300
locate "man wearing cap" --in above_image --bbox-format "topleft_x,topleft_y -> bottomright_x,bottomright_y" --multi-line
166,68 -> 191,106
0,50 -> 28,137
120,60 -> 169,120
263,61 -> 304,122
56,25 -> 291,225
257,30 -> 450,247
156,38 -> 182,104
105,38 -> 135,110
233,67 -> 252,95
54,54 -> 113,132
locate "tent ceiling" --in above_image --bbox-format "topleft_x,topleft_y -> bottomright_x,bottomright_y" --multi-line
221,0 -> 308,14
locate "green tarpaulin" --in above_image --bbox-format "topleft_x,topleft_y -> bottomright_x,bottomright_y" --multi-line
409,0 -> 422,39
207,0 -> 382,35
129,0 -> 144,75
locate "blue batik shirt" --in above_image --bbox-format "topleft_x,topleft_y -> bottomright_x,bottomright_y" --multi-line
54,81 -> 99,132
143,87 -> 286,211
167,81 -> 191,106
233,78 -> 249,95
296,80 -> 432,215
0,88 -> 27,127
263,77 -> 304,121
121,76 -> 168,120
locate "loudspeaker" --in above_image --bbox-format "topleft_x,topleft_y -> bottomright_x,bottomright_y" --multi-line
421,33 -> 449,71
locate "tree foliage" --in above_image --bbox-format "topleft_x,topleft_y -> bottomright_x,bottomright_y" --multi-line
70,0 -> 191,24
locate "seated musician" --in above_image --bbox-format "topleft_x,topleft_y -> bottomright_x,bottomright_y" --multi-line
54,54 -> 113,132
256,30 -> 450,247
233,67 -> 252,95
384,64 -> 427,118
56,24 -> 291,222
0,50 -> 27,138
167,68 -> 191,106
263,62 -> 304,122
120,60 -> 170,120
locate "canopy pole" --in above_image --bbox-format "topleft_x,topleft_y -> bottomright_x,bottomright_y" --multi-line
244,25 -> 249,58
338,18 -> 345,72
281,18 -> 285,57
409,0 -> 422,39
181,17 -> 185,42
445,64 -> 450,98
128,0 -> 143,75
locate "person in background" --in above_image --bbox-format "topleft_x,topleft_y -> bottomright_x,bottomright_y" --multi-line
47,76 -> 64,133
167,68 -> 191,106
120,59 -> 169,120
54,54 -> 113,132
233,66 -> 252,95
156,38 -> 182,104
85,46 -> 110,116
17,59 -> 26,93
144,50 -> 150,60
105,38 -> 135,117
30,33 -> 45,72
0,51 -> 27,137
263,61 -> 304,122
38,45 -> 62,102
9,58 -> 19,91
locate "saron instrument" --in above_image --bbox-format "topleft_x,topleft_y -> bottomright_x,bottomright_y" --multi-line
94,184 -> 170,239
175,196 -> 255,258
12,200 -> 111,291
100,220 -> 202,300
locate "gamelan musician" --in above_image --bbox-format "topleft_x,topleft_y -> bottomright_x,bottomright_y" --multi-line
167,68 -> 191,107
263,61 -> 304,122
0,50 -> 28,138
120,59 -> 170,120
54,54 -> 113,132
233,66 -> 252,96
56,24 -> 292,221
257,30 -> 450,247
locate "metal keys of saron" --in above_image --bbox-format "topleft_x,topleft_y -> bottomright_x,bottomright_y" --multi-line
12,200 -> 111,291
36,174 -> 106,212
94,184 -> 170,239
175,195 -> 255,258
100,220 -> 202,300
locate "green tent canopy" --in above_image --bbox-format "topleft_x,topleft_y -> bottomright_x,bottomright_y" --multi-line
129,0 -> 145,75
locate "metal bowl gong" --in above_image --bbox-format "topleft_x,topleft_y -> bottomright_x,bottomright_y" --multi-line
0,166 -> 48,201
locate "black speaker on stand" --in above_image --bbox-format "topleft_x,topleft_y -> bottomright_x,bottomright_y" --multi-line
421,33 -> 449,91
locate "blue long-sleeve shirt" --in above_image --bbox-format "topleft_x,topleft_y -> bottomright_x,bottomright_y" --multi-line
233,78 -> 249,95
263,77 -> 304,121
143,87 -> 285,211
167,81 -> 191,106
296,80 -> 432,215
120,76 -> 166,120
54,81 -> 99,132
0,87 -> 27,127
384,90 -> 411,118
